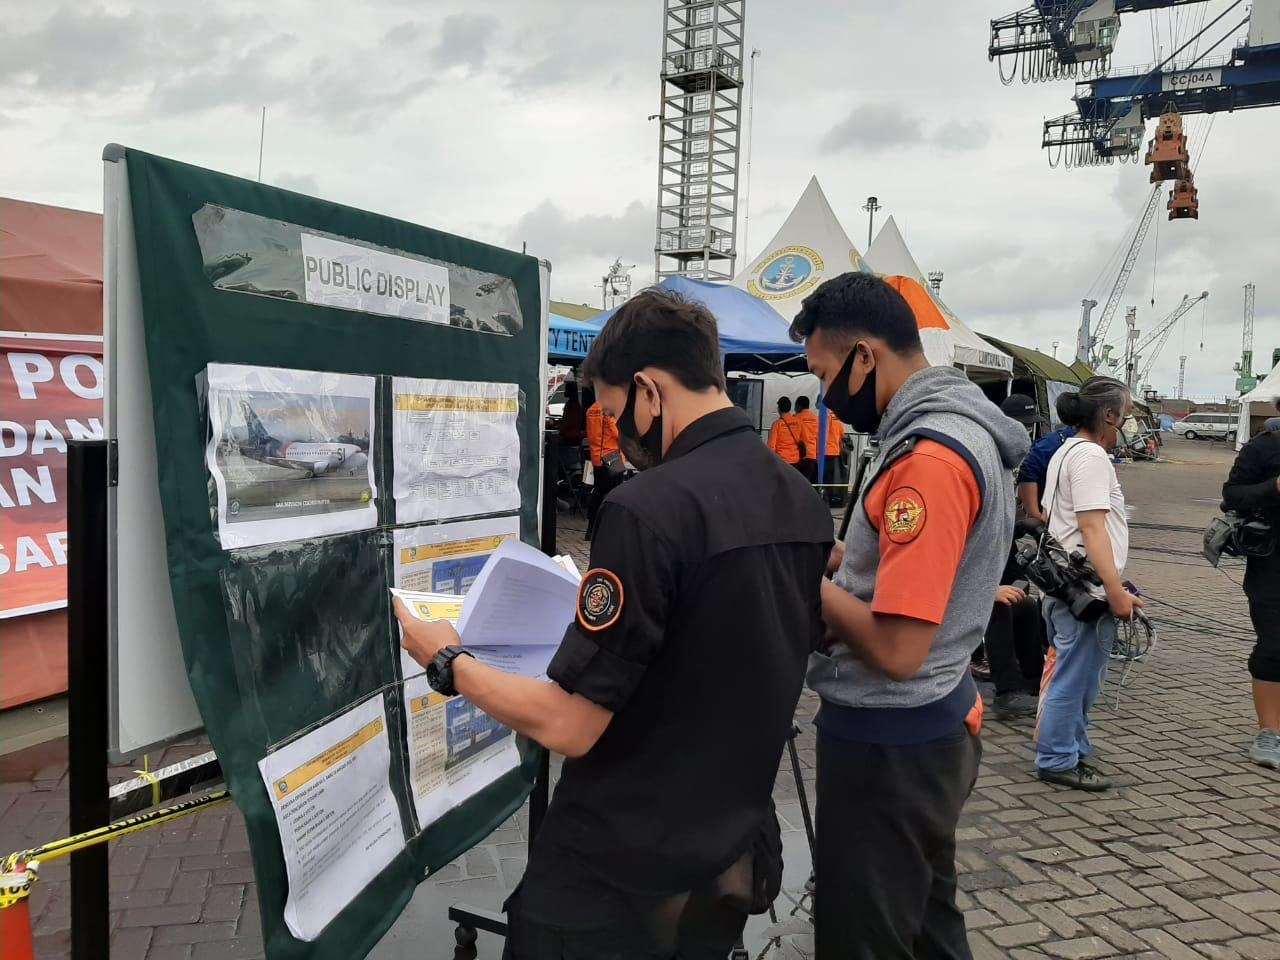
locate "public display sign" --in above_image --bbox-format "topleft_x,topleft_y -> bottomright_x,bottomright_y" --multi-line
120,149 -> 545,959
0,335 -> 104,617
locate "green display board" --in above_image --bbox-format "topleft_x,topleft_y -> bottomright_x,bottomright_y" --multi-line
122,148 -> 545,958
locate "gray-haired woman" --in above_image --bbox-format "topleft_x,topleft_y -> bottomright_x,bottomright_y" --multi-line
1036,378 -> 1144,791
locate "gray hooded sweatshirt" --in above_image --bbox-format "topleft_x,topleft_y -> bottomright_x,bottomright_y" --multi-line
808,365 -> 1030,743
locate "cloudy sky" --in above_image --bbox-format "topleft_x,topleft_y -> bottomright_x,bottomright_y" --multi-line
4,0 -> 1276,398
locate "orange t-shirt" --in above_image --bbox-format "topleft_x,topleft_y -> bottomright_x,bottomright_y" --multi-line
767,414 -> 803,464
796,409 -> 820,459
825,410 -> 844,457
586,402 -> 620,467
862,439 -> 981,625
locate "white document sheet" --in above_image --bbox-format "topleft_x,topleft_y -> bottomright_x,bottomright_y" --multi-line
258,695 -> 405,942
392,517 -> 521,594
390,590 -> 465,680
391,378 -> 521,523
456,540 -> 581,648
393,597 -> 523,833
391,518 -> 521,678
468,644 -> 559,681
300,233 -> 450,325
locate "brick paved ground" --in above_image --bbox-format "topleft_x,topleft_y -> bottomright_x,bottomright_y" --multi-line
3,435 -> 1277,959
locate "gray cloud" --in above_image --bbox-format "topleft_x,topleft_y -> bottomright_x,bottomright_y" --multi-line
508,200 -> 654,276
821,105 -> 924,153
383,21 -> 425,47
144,40 -> 434,133
431,14 -> 499,70
821,105 -> 990,154
510,56 -> 575,90
934,120 -> 991,151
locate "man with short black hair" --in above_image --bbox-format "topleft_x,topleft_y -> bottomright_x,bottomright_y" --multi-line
792,272 -> 1029,958
397,287 -> 833,958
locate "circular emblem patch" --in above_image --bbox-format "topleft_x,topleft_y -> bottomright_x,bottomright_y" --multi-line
747,245 -> 824,301
884,486 -> 927,544
577,568 -> 624,632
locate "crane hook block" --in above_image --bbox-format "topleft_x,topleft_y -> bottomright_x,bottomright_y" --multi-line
1167,173 -> 1199,221
1145,108 -> 1190,183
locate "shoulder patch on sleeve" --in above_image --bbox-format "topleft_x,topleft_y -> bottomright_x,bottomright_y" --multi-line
883,485 -> 927,543
578,568 -> 624,632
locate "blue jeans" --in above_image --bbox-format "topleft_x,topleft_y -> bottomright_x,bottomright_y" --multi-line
1036,597 -> 1116,772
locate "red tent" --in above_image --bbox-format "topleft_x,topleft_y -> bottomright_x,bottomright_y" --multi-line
1,197 -> 104,708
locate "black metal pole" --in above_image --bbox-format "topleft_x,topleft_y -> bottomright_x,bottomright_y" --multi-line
532,430 -> 557,840
540,430 -> 558,560
67,440 -> 110,960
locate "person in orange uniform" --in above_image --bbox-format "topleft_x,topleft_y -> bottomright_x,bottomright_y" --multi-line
585,399 -> 623,541
792,272 -> 1029,958
824,407 -> 846,505
794,396 -> 820,483
767,396 -> 802,466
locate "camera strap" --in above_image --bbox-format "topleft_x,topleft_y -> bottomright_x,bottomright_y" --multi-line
1038,437 -> 1092,558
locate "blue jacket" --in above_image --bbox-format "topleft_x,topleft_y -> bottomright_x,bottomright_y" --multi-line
1018,427 -> 1076,493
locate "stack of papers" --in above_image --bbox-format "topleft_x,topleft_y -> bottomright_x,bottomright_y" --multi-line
393,539 -> 581,680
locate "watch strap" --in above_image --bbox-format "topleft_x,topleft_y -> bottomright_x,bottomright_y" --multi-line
427,645 -> 474,696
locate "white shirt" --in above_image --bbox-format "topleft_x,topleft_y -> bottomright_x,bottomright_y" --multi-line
1042,438 -> 1128,577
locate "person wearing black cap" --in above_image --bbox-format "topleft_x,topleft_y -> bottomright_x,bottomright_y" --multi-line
1000,392 -> 1040,431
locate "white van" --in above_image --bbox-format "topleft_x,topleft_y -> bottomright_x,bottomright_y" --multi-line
1171,412 -> 1237,440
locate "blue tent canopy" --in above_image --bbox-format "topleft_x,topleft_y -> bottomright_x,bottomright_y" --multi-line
547,313 -> 600,360
586,276 -> 800,361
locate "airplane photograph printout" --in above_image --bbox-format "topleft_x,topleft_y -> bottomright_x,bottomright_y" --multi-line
205,363 -> 378,548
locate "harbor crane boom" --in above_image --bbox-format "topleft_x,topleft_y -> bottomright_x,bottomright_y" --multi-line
1090,184 -> 1163,364
1129,291 -> 1208,388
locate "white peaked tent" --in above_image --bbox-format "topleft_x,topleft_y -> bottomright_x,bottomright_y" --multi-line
1237,360 -> 1280,447
864,216 -> 1013,381
732,176 -> 868,322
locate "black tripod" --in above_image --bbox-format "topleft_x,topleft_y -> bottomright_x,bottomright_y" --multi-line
727,721 -> 817,960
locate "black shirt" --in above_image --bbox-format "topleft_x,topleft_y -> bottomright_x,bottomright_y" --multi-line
520,406 -> 832,926
1223,429 -> 1280,599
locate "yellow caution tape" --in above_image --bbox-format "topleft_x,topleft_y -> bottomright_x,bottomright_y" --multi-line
0,862 -> 37,911
133,755 -> 161,808
1,790 -> 231,886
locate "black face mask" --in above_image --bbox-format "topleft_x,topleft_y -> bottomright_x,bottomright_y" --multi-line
617,382 -> 664,470
823,345 -> 882,435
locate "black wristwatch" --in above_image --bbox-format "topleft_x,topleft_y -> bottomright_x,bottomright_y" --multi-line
426,646 -> 475,696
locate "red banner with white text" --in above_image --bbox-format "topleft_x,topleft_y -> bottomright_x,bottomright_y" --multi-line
0,335 -> 104,618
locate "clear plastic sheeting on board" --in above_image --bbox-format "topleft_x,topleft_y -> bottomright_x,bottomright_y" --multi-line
258,688 -> 411,942
191,204 -> 524,335
219,532 -> 394,746
201,363 -> 379,550
391,377 -> 524,524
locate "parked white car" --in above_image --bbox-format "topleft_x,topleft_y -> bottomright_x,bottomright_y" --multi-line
1171,412 -> 1237,441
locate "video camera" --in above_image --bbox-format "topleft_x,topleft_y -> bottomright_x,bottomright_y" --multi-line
1202,509 -> 1275,567
1011,519 -> 1110,622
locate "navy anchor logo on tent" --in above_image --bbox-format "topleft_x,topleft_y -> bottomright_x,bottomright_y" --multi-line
749,245 -> 823,299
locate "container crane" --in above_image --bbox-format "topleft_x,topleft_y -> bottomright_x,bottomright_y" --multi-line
1041,0 -> 1280,170
989,0 -> 1209,85
1128,291 -> 1208,389
1235,282 -> 1257,393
